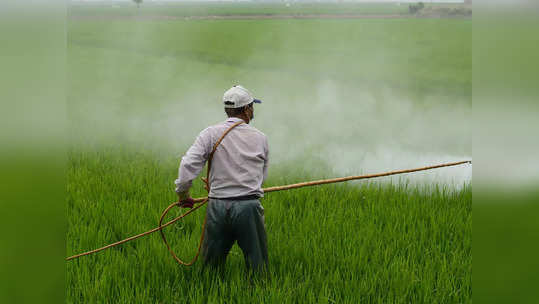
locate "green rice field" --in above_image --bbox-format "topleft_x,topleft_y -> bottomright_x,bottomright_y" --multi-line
67,2 -> 471,303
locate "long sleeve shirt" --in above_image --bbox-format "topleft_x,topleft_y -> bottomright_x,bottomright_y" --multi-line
175,117 -> 269,198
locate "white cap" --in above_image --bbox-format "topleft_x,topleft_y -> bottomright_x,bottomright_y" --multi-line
223,85 -> 262,108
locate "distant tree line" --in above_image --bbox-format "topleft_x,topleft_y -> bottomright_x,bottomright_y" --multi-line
409,2 -> 425,15
410,2 -> 472,17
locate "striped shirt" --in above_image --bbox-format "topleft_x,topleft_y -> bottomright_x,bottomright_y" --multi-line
175,117 -> 269,198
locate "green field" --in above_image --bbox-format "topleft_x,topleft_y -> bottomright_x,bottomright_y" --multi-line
67,3 -> 471,303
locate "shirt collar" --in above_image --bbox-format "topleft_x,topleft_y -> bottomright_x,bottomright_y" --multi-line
226,117 -> 246,123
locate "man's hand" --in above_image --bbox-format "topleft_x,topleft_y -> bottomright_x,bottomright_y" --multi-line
177,191 -> 194,208
179,197 -> 195,209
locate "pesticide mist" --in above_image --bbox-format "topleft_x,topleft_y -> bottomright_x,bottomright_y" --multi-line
68,16 -> 471,188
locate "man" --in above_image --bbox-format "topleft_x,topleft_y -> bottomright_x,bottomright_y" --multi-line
175,85 -> 269,272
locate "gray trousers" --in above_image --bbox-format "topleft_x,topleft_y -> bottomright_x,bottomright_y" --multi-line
201,198 -> 268,271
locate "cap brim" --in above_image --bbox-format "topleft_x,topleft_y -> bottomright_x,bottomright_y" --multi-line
253,99 -> 262,104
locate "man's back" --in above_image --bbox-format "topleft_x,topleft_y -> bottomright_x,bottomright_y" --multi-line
175,117 -> 269,199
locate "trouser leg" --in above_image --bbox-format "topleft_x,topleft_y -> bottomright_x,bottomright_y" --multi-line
232,200 -> 268,272
201,199 -> 234,268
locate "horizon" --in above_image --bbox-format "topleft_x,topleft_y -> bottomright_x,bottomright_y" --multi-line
70,0 -> 467,4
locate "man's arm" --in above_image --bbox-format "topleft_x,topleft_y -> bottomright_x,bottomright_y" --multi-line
175,128 -> 212,201
262,135 -> 269,183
